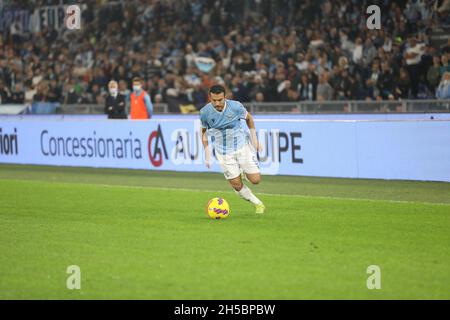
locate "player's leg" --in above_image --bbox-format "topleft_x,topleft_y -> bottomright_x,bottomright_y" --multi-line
228,176 -> 243,191
245,172 -> 261,185
237,144 -> 265,213
240,170 -> 261,185
229,175 -> 264,209
239,143 -> 262,185
217,151 -> 263,211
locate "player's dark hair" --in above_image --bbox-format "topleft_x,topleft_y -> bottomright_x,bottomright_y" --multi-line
209,85 -> 226,95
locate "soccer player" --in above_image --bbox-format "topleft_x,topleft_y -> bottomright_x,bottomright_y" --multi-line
200,85 -> 265,214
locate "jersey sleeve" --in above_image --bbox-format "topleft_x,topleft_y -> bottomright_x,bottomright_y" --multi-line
200,111 -> 208,129
237,102 -> 248,120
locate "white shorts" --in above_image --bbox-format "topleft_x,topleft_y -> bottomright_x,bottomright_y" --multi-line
216,144 -> 260,180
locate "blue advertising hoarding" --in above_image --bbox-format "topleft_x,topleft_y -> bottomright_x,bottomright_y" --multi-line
0,117 -> 449,182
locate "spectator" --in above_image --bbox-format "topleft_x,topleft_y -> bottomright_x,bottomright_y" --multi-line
436,0 -> 450,14
255,92 -> 265,102
104,80 -> 127,119
47,79 -> 62,103
378,61 -> 396,99
33,81 -> 50,102
404,37 -> 425,97
0,0 -> 448,106
366,61 -> 381,99
316,54 -> 332,75
335,69 -> 353,100
24,84 -> 37,104
362,38 -> 377,68
154,94 -> 163,105
184,44 -> 197,69
119,80 -> 131,105
297,75 -> 315,101
427,56 -> 442,93
395,68 -> 411,99
279,80 -> 292,101
90,84 -> 104,105
249,75 -> 266,102
352,38 -> 363,64
440,55 -> 450,76
230,75 -> 249,102
317,73 -> 334,101
382,35 -> 393,53
0,80 -> 11,104
436,72 -> 450,99
10,83 -> 25,104
442,39 -> 450,55
65,82 -> 81,104
191,83 -> 208,109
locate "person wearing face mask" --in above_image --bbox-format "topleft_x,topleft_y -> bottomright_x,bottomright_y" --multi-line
436,72 -> 450,100
104,80 -> 127,119
130,77 -> 153,119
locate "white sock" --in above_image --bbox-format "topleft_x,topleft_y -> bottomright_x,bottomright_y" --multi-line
235,185 -> 262,205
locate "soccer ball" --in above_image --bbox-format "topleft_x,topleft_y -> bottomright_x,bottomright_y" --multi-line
206,197 -> 230,219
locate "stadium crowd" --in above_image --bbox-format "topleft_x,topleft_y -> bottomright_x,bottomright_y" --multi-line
0,0 -> 450,110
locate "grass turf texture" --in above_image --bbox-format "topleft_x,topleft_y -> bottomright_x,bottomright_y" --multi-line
0,164 -> 449,299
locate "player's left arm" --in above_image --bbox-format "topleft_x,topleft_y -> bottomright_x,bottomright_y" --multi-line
245,112 -> 262,152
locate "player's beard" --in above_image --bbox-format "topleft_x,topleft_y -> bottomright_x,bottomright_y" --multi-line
215,104 -> 225,111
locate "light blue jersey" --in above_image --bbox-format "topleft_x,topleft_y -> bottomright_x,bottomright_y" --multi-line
200,100 -> 248,155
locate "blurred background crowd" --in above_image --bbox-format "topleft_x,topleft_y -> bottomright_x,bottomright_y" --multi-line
0,0 -> 450,111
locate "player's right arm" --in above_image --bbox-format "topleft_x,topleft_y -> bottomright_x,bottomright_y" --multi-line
201,127 -> 211,168
200,110 -> 211,168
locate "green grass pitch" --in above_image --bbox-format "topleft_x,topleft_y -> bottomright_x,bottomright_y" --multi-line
0,164 -> 449,299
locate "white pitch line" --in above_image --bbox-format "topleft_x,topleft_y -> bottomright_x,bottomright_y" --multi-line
1,178 -> 449,207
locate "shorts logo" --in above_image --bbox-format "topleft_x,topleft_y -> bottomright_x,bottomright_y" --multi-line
252,155 -> 259,168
